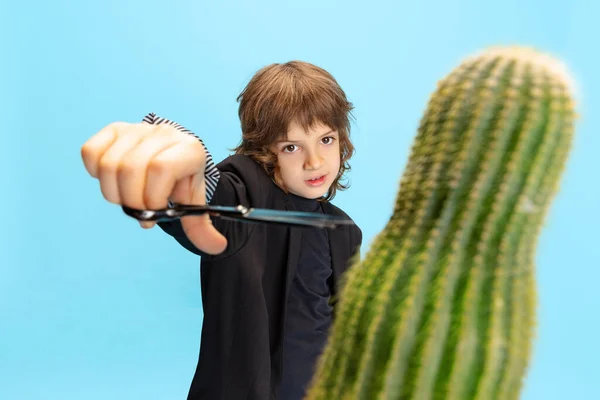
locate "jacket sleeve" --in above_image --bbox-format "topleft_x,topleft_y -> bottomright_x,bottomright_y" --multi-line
155,170 -> 258,259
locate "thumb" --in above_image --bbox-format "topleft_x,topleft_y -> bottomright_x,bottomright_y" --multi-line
173,174 -> 228,255
182,213 -> 228,255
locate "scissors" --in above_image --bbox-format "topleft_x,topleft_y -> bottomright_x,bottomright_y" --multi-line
122,203 -> 354,229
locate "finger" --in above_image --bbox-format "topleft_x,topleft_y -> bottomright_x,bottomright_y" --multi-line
117,134 -> 180,210
169,169 -> 207,206
81,122 -> 126,178
139,221 -> 156,229
143,138 -> 207,210
144,137 -> 227,254
175,175 -> 227,255
97,128 -> 157,204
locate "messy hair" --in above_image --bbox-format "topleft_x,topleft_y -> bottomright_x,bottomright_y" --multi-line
232,60 -> 355,201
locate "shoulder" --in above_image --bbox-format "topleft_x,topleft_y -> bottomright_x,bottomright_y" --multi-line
218,154 -> 274,187
216,154 -> 267,176
323,202 -> 362,246
211,154 -> 277,208
323,201 -> 356,223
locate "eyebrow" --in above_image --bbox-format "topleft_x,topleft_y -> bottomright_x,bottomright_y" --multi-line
275,130 -> 336,144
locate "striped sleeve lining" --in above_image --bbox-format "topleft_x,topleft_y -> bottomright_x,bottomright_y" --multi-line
141,112 -> 220,204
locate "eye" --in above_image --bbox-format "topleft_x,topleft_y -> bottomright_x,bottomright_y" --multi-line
321,136 -> 336,145
282,144 -> 298,153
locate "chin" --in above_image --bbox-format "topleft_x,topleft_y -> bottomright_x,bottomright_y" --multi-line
288,187 -> 327,199
304,192 -> 325,199
304,187 -> 330,199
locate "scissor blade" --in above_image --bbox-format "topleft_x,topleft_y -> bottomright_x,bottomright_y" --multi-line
243,208 -> 354,229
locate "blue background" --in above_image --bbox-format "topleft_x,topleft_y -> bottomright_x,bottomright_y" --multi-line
3,0 -> 598,399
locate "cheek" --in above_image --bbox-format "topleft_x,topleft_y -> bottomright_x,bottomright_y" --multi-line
276,155 -> 295,177
329,144 -> 341,165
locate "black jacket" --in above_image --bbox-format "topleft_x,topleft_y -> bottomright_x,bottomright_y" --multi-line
158,154 -> 362,400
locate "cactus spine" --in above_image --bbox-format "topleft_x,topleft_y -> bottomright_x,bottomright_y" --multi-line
306,46 -> 576,400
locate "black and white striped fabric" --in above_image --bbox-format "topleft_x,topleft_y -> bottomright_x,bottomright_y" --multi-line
141,112 -> 221,203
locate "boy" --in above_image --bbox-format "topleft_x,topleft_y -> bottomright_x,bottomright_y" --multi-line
81,61 -> 362,400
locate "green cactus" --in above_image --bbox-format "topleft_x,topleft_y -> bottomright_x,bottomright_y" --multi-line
306,46 -> 577,400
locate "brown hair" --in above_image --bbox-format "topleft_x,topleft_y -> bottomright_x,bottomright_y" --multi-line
232,60 -> 355,201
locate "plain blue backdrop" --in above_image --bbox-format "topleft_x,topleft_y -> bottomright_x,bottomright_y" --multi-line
3,0 -> 598,399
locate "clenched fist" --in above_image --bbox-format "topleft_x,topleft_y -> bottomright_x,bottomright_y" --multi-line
81,121 -> 227,255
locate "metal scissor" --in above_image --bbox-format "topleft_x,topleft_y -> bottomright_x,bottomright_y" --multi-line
122,203 -> 354,229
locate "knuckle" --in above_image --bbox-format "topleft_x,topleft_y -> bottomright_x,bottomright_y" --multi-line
186,139 -> 207,162
80,142 -> 93,158
157,124 -> 176,135
187,135 -> 204,147
163,123 -> 186,137
118,158 -> 144,177
146,123 -> 174,139
80,146 -> 95,172
143,123 -> 161,135
98,156 -> 117,176
111,121 -> 154,140
107,121 -> 130,132
147,157 -> 170,177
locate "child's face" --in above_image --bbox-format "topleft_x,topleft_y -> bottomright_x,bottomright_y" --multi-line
271,121 -> 341,199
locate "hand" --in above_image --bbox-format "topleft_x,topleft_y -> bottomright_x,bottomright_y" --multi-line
81,121 -> 227,255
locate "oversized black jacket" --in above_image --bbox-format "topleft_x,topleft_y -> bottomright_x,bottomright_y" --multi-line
158,154 -> 362,400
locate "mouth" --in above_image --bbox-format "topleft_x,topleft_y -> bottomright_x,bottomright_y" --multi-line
305,174 -> 327,187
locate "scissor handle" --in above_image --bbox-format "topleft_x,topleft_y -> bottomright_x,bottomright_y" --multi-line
121,205 -> 185,222
121,204 -> 249,223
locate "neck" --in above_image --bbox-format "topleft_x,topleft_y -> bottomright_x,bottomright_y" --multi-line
289,192 -> 322,212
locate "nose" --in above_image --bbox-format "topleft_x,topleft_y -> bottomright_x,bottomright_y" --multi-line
304,149 -> 323,170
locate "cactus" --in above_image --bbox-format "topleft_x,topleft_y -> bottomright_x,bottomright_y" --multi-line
306,46 -> 577,400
